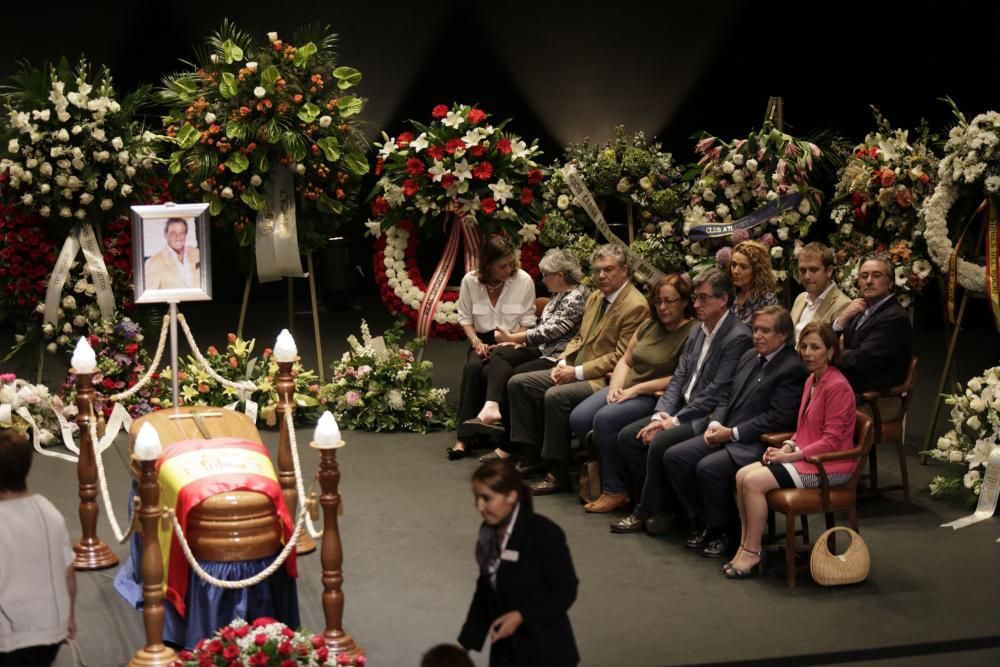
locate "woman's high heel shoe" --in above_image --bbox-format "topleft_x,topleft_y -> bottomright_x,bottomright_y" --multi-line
446,446 -> 468,461
724,547 -> 766,579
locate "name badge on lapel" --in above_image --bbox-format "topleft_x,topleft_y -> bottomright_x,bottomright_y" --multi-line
501,549 -> 520,562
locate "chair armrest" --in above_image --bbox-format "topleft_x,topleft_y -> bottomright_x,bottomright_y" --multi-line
762,432 -> 795,446
859,390 -> 884,403
806,447 -> 864,464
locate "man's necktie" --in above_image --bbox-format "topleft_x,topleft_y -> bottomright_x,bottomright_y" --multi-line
587,298 -> 610,339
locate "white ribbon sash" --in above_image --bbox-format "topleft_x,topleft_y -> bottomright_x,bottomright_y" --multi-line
415,214 -> 479,340
256,167 -> 306,283
941,446 -> 1000,530
43,223 -> 116,326
561,164 -> 664,285
15,406 -> 78,463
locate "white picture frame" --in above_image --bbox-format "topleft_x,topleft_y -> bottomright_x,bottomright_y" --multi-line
131,203 -> 212,304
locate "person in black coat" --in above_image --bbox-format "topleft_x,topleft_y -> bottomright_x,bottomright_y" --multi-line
459,461 -> 579,666
832,253 -> 913,397
663,305 -> 807,557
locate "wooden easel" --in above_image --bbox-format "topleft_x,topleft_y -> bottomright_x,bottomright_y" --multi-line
236,254 -> 326,382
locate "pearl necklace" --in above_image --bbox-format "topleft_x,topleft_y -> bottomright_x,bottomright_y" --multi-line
485,281 -> 503,295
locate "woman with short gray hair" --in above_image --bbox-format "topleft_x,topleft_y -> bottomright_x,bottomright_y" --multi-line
459,249 -> 590,462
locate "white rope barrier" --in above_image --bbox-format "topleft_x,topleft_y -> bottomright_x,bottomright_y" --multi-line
91,420 -> 140,544
169,503 -> 307,590
285,406 -> 323,540
108,315 -> 171,403
176,313 -> 257,394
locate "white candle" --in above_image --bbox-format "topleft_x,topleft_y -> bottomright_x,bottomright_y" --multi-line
314,410 -> 342,448
273,329 -> 298,363
133,422 -> 163,461
71,337 -> 98,374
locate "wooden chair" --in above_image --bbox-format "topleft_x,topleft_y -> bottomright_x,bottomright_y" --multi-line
762,411 -> 874,586
857,356 -> 918,501
534,296 -> 550,319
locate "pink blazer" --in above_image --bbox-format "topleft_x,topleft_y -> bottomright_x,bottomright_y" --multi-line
791,366 -> 858,476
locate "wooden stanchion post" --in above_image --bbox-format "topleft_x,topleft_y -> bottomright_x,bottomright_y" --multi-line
312,439 -> 362,658
72,371 -> 118,570
128,456 -> 176,667
275,358 -> 315,555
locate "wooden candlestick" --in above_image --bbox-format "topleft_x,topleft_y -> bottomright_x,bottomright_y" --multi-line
128,458 -> 176,667
275,360 -> 315,555
313,442 -> 362,657
72,372 -> 118,570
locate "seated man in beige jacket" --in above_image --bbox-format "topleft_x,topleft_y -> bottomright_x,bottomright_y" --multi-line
507,244 -> 649,495
144,218 -> 200,291
791,242 -> 851,343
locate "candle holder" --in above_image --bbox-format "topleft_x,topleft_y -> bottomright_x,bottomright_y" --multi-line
71,370 -> 118,570
128,454 -> 176,667
311,436 -> 362,658
275,359 -> 315,555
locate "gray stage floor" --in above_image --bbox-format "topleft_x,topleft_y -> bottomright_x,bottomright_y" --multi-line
10,297 -> 1000,666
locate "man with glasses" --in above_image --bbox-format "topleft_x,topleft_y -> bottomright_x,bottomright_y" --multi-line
611,268 -> 751,534
790,242 -> 852,343
664,305 -> 805,558
832,253 -> 912,396
507,244 -> 649,495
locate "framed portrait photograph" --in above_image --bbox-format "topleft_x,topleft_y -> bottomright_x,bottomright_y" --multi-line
131,203 -> 212,304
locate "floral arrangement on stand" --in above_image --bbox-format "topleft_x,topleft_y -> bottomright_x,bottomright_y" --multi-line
682,123 -> 825,282
924,366 -> 1000,508
367,102 -> 545,340
922,104 -> 1000,300
161,21 -> 369,255
0,373 -> 75,444
0,58 -> 158,360
828,110 -> 938,306
541,126 -> 690,276
319,320 -> 455,432
59,315 -> 171,420
170,616 -> 365,667
169,332 -> 322,427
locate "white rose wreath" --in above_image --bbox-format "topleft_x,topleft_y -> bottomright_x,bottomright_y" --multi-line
922,110 -> 1000,293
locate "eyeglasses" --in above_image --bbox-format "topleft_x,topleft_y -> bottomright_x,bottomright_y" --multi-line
858,271 -> 886,280
690,293 -> 719,303
652,297 -> 683,306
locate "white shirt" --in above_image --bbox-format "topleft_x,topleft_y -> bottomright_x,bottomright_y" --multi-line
568,281 -> 630,380
794,282 -> 835,342
0,495 -> 74,652
710,346 -> 783,442
457,269 -> 537,333
169,247 -> 194,288
833,292 -> 894,333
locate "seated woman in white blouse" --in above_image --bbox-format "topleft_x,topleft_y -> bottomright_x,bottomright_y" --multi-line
450,237 -> 537,460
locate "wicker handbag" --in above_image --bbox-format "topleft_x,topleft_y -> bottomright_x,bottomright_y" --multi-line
810,527 -> 870,586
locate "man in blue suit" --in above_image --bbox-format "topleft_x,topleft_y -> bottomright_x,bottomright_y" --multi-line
664,304 -> 806,557
611,268 -> 752,535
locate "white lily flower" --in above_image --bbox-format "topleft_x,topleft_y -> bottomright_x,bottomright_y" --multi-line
489,178 -> 514,204
442,111 -> 464,129
410,133 -> 429,153
365,219 -> 382,236
509,138 -> 529,160
452,159 -> 473,181
428,160 -> 448,183
378,138 -> 397,159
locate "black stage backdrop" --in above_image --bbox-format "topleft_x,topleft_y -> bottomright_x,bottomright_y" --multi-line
2,0 -> 998,303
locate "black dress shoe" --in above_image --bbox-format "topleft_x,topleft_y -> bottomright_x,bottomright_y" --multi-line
461,418 -> 506,438
702,534 -> 732,558
644,513 -> 672,536
529,474 -> 569,496
478,450 -> 502,463
446,447 -> 468,461
609,512 -> 645,534
684,528 -> 710,549
516,460 -> 546,477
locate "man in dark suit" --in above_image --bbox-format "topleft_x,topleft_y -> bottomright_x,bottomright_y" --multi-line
664,305 -> 806,557
507,244 -> 649,495
611,268 -> 752,534
832,253 -> 913,397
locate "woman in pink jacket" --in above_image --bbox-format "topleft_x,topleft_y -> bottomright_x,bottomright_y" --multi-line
725,322 -> 857,579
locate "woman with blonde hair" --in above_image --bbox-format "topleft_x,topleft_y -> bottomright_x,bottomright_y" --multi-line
729,239 -> 779,325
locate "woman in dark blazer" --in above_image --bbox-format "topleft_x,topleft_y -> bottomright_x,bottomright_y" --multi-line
459,461 -> 579,666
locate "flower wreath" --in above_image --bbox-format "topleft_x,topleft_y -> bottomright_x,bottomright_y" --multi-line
922,109 -> 1000,293
367,103 -> 546,339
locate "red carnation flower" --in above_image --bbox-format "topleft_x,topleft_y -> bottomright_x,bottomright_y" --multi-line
469,144 -> 487,158
403,179 -> 420,197
445,138 -> 465,154
124,343 -> 139,355
880,170 -> 896,187
496,138 -> 512,155
466,108 -> 487,125
527,168 -> 544,185
427,145 -> 446,161
208,640 -> 223,655
480,198 -> 497,215
249,652 -> 269,667
374,159 -> 384,176
432,104 -> 449,119
371,196 -> 390,217
311,635 -> 325,649
405,158 -> 426,177
397,131 -> 414,148
520,187 -> 534,206
254,633 -> 268,646
223,645 -> 241,660
278,640 -> 293,655
472,162 -> 494,181
440,174 -> 457,189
